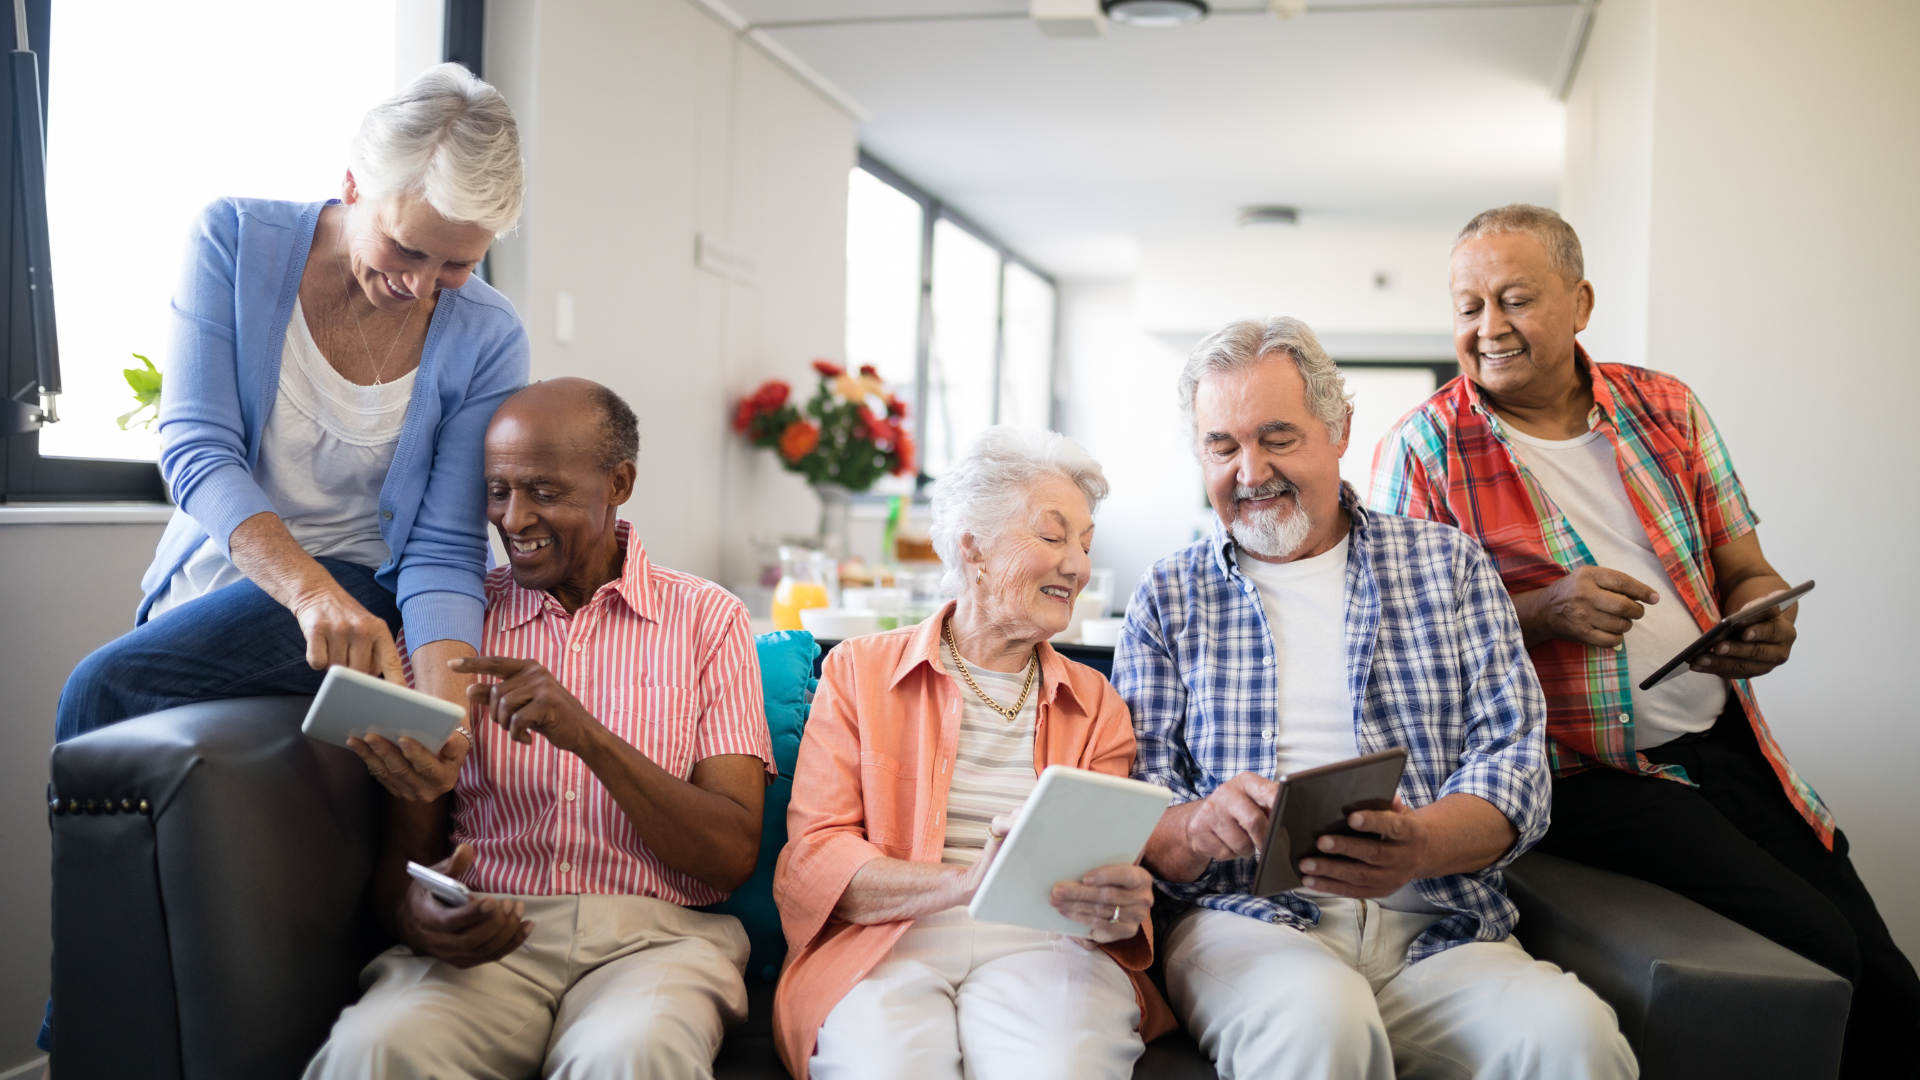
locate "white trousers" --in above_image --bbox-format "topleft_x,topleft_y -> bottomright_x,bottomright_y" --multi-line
812,907 -> 1145,1080
304,894 -> 750,1080
1166,900 -> 1638,1080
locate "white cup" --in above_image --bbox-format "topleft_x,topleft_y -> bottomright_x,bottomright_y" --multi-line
1078,616 -> 1126,647
800,607 -> 882,639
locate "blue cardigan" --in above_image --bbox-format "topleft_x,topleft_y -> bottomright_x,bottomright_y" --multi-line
139,198 -> 530,650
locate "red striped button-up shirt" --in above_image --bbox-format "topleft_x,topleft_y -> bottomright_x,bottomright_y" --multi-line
445,521 -> 774,905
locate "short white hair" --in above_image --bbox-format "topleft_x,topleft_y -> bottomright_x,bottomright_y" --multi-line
350,64 -> 524,236
1178,316 -> 1351,444
929,426 -> 1110,598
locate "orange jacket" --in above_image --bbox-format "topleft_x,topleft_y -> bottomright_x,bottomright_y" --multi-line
771,604 -> 1175,1077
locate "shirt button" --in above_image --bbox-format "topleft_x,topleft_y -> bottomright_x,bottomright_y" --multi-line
1618,713 -> 1631,724
559,861 -> 572,873
1614,643 -> 1624,652
379,509 -> 393,521
1262,729 -> 1275,741
570,642 -> 583,652
564,790 -> 577,802
1262,656 -> 1273,667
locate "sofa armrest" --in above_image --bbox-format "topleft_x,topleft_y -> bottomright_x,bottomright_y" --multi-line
1505,851 -> 1850,1080
50,697 -> 387,1080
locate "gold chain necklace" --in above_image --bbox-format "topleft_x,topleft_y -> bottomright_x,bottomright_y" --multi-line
943,617 -> 1038,723
335,214 -> 417,386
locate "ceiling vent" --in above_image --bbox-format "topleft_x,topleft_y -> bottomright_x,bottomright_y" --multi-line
1238,205 -> 1300,227
1102,0 -> 1209,27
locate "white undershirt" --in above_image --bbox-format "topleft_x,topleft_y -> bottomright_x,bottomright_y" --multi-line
1237,534 -> 1441,915
1236,535 -> 1358,778
940,655 -> 1039,867
1503,427 -> 1726,747
151,299 -> 414,617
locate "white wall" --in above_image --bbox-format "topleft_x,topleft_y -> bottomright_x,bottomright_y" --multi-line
0,521 -> 166,1072
485,0 -> 857,590
1566,0 -> 1920,958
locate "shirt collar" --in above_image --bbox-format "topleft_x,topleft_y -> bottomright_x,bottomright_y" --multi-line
490,519 -> 656,631
889,599 -> 1083,710
1462,343 -> 1611,433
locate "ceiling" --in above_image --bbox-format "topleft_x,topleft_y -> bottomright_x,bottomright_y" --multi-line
722,0 -> 1583,279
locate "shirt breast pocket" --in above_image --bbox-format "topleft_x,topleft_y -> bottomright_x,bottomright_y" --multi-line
604,686 -> 700,779
858,750 -> 920,852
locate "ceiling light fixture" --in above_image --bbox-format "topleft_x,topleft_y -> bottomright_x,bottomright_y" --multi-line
1101,0 -> 1209,27
1238,205 -> 1300,227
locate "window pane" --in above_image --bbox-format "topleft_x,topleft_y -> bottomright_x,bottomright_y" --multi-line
844,167 -> 922,403
998,262 -> 1054,430
1337,365 -> 1440,502
924,218 -> 999,476
42,0 -> 401,461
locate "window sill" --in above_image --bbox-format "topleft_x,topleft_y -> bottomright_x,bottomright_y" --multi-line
0,502 -> 174,525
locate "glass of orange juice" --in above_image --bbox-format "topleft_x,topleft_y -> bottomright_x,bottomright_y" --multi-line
772,546 -> 833,630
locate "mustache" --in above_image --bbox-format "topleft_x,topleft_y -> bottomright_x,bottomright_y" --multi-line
1233,478 -> 1298,504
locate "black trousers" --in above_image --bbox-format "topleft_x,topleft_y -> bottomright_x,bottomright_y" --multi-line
1536,699 -> 1920,1079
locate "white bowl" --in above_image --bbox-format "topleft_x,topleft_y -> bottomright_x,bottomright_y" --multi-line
799,607 -> 882,639
1078,616 -> 1127,647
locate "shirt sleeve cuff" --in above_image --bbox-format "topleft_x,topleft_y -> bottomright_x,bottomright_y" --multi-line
775,829 -> 885,951
398,590 -> 486,654
1439,759 -> 1546,868
185,462 -> 278,557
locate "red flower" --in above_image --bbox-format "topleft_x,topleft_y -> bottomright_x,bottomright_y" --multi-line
884,394 -> 907,419
731,399 -> 757,434
753,380 -> 790,410
811,359 -> 845,378
858,364 -> 879,378
778,419 -> 820,462
892,429 -> 917,476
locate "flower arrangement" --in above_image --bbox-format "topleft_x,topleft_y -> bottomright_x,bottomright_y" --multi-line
733,360 -> 915,491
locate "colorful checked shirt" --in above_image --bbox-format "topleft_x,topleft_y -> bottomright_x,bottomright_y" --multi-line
1368,350 -> 1832,847
1116,490 -> 1550,962
410,521 -> 776,905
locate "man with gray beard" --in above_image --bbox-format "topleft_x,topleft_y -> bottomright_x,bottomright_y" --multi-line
1113,318 -> 1634,1079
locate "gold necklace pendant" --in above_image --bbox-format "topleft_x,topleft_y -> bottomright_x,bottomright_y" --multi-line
336,216 -> 416,386
944,617 -> 1038,722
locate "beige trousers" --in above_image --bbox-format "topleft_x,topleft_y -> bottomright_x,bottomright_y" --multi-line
1166,900 -> 1638,1080
812,907 -> 1144,1080
303,894 -> 750,1080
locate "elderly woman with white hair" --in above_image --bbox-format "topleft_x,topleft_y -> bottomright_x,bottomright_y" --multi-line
772,426 -> 1173,1080
55,64 -> 525,799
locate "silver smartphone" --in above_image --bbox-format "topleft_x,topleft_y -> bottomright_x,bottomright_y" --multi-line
406,860 -> 473,908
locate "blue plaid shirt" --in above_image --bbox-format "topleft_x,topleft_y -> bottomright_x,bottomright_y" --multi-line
1117,490 -> 1549,962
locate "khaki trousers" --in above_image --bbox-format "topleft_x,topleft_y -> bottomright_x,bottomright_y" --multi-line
304,894 -> 750,1080
1166,900 -> 1637,1080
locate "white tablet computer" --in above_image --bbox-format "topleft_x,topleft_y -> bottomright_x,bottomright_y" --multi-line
967,765 -> 1172,937
300,665 -> 467,754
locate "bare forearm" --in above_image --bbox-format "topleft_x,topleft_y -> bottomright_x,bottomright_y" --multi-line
578,734 -> 761,891
374,795 -> 452,939
1508,587 -> 1555,649
410,639 -> 477,708
1142,801 -> 1211,884
226,511 -> 337,609
1721,571 -> 1796,622
833,857 -> 970,925
1410,793 -> 1518,878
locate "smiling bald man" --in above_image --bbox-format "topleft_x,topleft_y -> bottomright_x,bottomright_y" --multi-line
306,378 -> 776,1080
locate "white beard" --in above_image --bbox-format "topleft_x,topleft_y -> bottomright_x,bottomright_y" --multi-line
1230,501 -> 1313,560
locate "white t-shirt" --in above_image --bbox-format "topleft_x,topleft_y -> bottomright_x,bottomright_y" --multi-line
1237,534 -> 1439,915
939,654 -> 1039,867
1236,535 -> 1359,778
1504,427 -> 1726,746
151,299 -> 414,617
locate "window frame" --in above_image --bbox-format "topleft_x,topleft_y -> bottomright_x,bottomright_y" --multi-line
855,149 -> 1059,483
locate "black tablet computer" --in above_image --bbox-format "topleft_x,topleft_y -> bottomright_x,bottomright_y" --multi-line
1252,748 -> 1408,897
1638,580 -> 1814,691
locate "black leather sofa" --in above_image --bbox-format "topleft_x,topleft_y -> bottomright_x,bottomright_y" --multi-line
48,697 -> 1851,1079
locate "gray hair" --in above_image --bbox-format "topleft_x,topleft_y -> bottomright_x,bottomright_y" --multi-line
1453,204 -> 1584,284
350,64 -> 524,236
929,426 -> 1110,598
1178,317 -> 1351,444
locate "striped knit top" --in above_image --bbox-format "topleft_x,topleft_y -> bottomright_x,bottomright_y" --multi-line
939,649 -> 1040,866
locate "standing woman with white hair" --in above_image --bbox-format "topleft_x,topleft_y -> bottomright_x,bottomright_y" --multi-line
54,64 -> 526,803
772,426 -> 1173,1080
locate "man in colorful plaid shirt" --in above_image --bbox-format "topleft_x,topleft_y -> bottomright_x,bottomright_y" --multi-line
1371,205 -> 1918,1078
1117,318 -> 1633,1080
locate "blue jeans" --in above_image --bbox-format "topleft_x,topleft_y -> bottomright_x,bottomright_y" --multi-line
41,557 -> 398,1052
